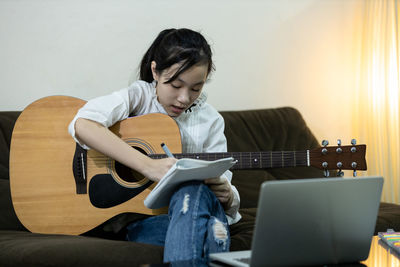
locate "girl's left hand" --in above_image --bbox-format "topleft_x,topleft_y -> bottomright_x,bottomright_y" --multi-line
204,177 -> 233,210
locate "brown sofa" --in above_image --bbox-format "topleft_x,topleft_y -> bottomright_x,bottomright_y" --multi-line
1,107 -> 400,266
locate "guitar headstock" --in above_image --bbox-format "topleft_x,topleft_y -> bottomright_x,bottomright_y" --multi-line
309,139 -> 367,177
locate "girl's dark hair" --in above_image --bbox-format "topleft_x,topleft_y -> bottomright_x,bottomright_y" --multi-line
139,28 -> 214,83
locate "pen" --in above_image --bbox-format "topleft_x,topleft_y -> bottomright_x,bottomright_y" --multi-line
161,143 -> 175,158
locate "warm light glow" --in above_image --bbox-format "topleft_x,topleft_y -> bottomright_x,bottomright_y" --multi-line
354,0 -> 400,204
361,237 -> 400,266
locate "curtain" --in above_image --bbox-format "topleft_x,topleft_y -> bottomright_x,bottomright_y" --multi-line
354,0 -> 400,204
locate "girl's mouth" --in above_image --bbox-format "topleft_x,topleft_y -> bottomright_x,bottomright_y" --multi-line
171,105 -> 186,114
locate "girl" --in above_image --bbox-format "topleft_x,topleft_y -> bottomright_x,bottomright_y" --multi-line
68,28 -> 241,262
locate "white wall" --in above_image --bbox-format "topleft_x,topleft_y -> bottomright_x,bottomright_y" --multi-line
0,0 -> 362,146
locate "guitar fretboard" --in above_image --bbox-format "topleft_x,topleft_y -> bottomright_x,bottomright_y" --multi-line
150,151 -> 309,170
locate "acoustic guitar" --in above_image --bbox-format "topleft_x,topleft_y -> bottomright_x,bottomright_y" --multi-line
9,96 -> 367,235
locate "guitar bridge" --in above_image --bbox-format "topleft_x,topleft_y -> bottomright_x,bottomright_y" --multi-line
72,143 -> 87,194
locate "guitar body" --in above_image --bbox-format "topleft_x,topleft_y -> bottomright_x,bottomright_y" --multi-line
10,96 -> 181,235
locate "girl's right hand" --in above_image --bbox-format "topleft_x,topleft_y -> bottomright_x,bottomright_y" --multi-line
74,118 -> 177,183
142,157 -> 177,182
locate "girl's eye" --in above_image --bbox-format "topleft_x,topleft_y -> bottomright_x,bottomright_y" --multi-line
192,88 -> 201,92
171,84 -> 181,89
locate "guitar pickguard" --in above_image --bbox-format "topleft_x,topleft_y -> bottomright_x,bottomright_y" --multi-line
87,138 -> 156,209
89,174 -> 153,209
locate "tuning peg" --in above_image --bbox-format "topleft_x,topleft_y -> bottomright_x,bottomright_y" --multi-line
351,139 -> 357,145
352,161 -> 358,177
337,161 -> 344,177
322,140 -> 329,154
336,139 -> 343,153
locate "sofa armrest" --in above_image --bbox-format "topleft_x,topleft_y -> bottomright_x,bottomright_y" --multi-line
0,112 -> 20,180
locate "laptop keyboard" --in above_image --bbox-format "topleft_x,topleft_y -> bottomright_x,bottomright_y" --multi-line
236,257 -> 251,264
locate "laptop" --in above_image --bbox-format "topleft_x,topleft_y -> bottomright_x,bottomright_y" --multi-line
210,176 -> 384,267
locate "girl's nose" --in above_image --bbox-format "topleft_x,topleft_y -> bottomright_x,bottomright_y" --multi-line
177,89 -> 190,104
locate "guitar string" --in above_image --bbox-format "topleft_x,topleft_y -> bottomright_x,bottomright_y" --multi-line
85,152 -> 309,167
85,152 -> 309,158
85,154 -> 308,161
86,151 -> 308,158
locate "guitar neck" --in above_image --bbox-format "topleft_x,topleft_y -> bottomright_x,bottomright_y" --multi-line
149,151 -> 309,170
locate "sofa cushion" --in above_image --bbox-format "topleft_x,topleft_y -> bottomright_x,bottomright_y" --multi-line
0,230 -> 164,267
229,208 -> 257,251
221,107 -> 319,152
221,107 -> 324,208
375,202 -> 400,234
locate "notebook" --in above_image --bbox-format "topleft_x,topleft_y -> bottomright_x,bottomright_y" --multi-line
144,157 -> 236,209
210,176 -> 383,267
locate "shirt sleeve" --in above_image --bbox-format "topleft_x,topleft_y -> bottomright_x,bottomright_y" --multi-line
203,111 -> 242,224
68,88 -> 132,149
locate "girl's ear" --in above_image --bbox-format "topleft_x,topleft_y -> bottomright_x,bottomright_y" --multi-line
151,61 -> 159,82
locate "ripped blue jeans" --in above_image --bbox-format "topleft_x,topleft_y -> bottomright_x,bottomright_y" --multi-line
126,181 -> 230,263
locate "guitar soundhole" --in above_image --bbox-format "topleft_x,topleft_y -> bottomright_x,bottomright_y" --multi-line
114,147 -> 147,183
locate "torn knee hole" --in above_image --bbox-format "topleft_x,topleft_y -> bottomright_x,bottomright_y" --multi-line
180,193 -> 190,214
213,219 -> 228,240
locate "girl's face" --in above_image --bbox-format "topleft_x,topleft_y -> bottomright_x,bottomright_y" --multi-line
151,61 -> 208,117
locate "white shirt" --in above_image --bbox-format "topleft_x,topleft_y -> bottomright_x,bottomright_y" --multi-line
68,80 -> 241,224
